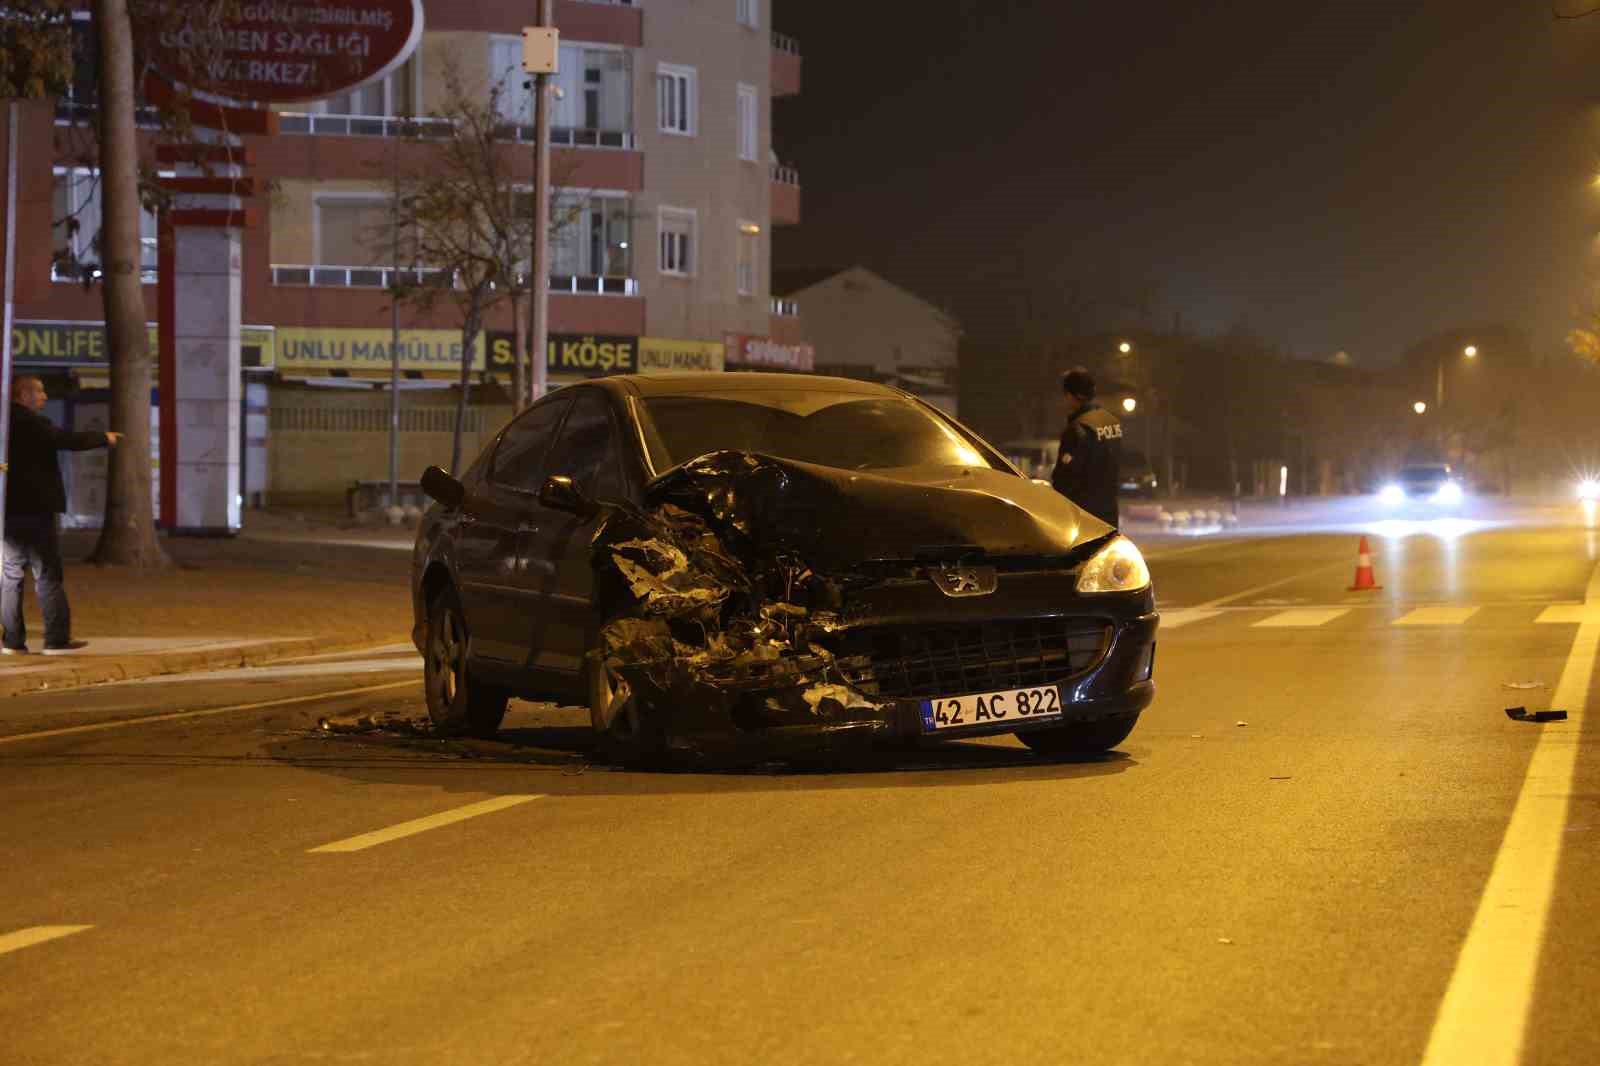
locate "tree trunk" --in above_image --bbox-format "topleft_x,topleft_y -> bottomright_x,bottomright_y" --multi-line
89,0 -> 167,568
450,295 -> 484,474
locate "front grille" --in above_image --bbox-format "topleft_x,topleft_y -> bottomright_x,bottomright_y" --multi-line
831,618 -> 1111,701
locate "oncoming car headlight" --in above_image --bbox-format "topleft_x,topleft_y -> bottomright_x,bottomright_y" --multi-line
1433,481 -> 1463,505
1579,479 -> 1600,501
1076,536 -> 1151,594
1379,483 -> 1404,505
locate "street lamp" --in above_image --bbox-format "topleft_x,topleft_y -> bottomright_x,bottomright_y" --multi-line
1413,401 -> 1427,415
1118,341 -> 1132,354
1122,397 -> 1138,414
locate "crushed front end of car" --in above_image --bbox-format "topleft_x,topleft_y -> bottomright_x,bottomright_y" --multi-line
587,451 -> 1157,762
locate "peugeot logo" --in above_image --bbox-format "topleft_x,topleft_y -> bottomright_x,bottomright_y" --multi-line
932,564 -> 997,598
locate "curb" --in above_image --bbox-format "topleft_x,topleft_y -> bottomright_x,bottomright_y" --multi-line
0,634 -> 407,698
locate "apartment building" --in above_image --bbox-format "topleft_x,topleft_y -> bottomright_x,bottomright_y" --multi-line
2,0 -> 807,509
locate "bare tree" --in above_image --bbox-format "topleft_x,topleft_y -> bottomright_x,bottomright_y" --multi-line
388,61 -> 583,471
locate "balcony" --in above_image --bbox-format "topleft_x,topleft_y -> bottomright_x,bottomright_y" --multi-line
771,164 -> 801,226
280,113 -> 636,151
428,0 -> 642,47
772,32 -> 803,97
272,264 -> 639,297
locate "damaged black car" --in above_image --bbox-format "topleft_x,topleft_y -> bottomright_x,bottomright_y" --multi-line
410,373 -> 1158,762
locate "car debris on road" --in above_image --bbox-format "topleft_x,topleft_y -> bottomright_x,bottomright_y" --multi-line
1504,706 -> 1568,723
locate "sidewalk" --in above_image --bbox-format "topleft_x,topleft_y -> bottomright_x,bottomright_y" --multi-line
0,522 -> 415,697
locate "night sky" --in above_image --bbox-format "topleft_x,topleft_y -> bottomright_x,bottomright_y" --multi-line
773,1 -> 1600,364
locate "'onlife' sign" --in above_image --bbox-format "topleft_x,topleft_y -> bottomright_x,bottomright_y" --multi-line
151,1 -> 424,105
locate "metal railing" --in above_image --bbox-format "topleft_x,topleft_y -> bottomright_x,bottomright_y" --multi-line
279,112 -> 635,150
772,31 -> 802,56
770,298 -> 800,317
771,164 -> 800,186
272,264 -> 639,297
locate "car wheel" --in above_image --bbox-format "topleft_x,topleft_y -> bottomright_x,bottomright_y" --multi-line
424,585 -> 508,738
1017,715 -> 1138,755
587,654 -> 666,765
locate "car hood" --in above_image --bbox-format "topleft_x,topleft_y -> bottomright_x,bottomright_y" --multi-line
645,451 -> 1113,570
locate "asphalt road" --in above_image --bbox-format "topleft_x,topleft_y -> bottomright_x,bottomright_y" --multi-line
5,503 -> 1600,1065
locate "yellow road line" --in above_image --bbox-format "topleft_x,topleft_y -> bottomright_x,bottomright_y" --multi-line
0,925 -> 93,957
1419,560 -> 1600,1066
307,795 -> 544,853
0,680 -> 420,746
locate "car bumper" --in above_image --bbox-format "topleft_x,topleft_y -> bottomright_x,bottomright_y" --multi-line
666,611 -> 1159,759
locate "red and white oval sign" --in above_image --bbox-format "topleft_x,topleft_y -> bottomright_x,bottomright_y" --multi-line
150,0 -> 424,106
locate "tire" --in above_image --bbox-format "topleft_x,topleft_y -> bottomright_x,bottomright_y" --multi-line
424,585 -> 508,738
1017,715 -> 1138,755
586,654 -> 666,766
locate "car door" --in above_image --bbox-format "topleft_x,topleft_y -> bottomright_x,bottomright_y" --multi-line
454,393 -> 572,663
514,388 -> 628,676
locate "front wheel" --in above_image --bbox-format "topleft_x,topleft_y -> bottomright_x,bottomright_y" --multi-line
424,586 -> 508,738
1017,715 -> 1138,755
587,654 -> 666,766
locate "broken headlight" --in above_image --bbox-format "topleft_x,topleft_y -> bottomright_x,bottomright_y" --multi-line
1075,536 -> 1150,595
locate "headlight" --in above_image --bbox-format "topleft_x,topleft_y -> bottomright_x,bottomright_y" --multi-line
1379,484 -> 1404,504
1076,536 -> 1151,594
1434,481 -> 1463,505
1579,480 -> 1600,501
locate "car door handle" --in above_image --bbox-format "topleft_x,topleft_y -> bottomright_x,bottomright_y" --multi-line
517,522 -> 537,534
459,512 -> 478,527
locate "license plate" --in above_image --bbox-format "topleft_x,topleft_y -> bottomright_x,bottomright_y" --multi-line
921,685 -> 1063,732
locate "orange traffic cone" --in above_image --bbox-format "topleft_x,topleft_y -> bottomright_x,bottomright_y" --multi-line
1348,536 -> 1382,591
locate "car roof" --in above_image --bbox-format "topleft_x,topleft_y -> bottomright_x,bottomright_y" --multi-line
596,372 -> 903,399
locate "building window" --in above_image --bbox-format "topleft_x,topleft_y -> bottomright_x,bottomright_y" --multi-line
492,39 -> 634,145
545,191 -> 634,278
51,167 -> 157,282
318,55 -> 420,117
659,207 -> 696,276
736,83 -> 758,162
737,222 -> 758,295
657,64 -> 697,136
737,0 -> 759,28
315,197 -> 403,266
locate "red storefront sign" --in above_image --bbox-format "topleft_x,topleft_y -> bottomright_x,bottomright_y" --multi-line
724,334 -> 815,372
148,1 -> 423,105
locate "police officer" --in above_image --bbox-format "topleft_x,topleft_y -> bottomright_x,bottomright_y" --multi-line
1050,366 -> 1123,527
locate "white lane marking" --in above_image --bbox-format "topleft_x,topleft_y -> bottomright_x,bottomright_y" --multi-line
1196,561 -> 1352,608
1419,559 -> 1600,1066
0,925 -> 93,957
0,680 -> 420,746
1252,608 -> 1351,628
1157,608 -> 1223,629
1394,606 -> 1480,627
1536,605 -> 1600,624
307,795 -> 545,854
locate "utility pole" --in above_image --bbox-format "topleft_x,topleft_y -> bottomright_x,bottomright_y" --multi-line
523,3 -> 557,408
388,134 -> 401,510
0,102 -> 19,552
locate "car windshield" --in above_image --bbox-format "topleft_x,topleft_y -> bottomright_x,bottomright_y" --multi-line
1400,466 -> 1449,482
637,390 -> 1006,474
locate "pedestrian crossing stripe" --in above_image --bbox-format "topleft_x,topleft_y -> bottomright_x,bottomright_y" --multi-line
1157,608 -> 1223,629
1253,608 -> 1351,628
1395,606 -> 1480,626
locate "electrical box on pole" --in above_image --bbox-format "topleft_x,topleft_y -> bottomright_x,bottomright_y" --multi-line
521,28 -> 559,74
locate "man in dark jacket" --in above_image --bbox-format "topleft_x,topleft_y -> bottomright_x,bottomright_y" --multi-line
3,376 -> 120,654
1050,366 -> 1123,527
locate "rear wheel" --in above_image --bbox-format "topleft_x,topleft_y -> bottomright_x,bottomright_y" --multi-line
587,654 -> 666,765
424,586 -> 508,738
1017,715 -> 1137,755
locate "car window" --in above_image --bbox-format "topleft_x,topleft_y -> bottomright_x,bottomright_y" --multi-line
543,390 -> 623,502
491,394 -> 573,493
638,392 -> 1006,473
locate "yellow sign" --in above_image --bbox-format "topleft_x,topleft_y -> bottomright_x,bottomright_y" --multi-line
638,337 -> 725,374
12,322 -> 276,369
276,328 -> 482,373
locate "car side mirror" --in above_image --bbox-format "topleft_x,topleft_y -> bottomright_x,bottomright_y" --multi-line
539,474 -> 598,518
420,465 -> 465,510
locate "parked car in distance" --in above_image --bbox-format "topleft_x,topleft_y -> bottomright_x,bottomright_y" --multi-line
412,374 -> 1159,763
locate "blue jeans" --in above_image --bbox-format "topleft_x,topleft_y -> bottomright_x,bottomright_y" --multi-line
2,513 -> 70,650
